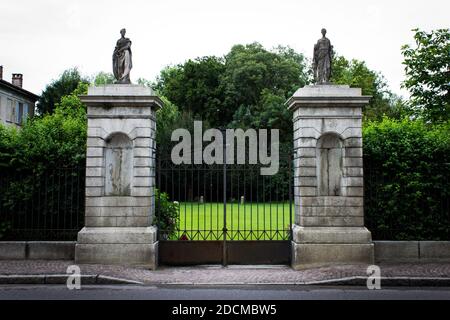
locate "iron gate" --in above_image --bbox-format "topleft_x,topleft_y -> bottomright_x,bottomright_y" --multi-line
155,152 -> 293,265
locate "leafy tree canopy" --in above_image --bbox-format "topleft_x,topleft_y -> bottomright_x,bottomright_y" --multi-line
221,43 -> 309,111
155,56 -> 226,126
93,72 -> 115,86
154,43 -> 310,129
401,28 -> 450,123
331,55 -> 407,121
36,68 -> 88,115
0,81 -> 87,174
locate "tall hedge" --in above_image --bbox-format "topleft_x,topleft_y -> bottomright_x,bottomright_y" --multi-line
363,118 -> 450,240
0,84 -> 87,240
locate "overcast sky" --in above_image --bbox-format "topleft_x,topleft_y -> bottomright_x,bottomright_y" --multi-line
1,0 -> 448,97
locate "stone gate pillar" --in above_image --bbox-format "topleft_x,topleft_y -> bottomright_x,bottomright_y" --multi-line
286,85 -> 374,269
75,85 -> 162,269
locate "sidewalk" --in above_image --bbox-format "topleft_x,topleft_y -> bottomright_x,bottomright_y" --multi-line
1,260 -> 450,286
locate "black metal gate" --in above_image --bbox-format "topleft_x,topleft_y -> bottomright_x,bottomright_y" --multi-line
156,152 -> 293,265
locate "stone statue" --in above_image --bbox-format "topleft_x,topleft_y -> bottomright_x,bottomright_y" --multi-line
113,28 -> 132,84
313,28 -> 333,84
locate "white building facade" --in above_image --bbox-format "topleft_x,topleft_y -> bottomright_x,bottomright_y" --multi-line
0,66 -> 38,128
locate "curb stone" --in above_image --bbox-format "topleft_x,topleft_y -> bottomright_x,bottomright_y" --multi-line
0,275 -> 143,285
96,275 -> 144,285
141,277 -> 450,287
304,276 -> 450,287
1,275 -> 450,287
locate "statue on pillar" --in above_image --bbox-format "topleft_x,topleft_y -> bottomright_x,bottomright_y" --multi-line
113,28 -> 133,84
313,28 -> 333,84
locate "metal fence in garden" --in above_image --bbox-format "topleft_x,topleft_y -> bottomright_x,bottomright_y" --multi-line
0,167 -> 85,241
0,161 -> 448,242
156,155 -> 294,242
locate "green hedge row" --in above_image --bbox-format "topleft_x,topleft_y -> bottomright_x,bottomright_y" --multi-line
363,118 -> 450,240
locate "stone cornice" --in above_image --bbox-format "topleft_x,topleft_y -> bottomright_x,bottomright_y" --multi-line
79,95 -> 163,109
286,96 -> 372,111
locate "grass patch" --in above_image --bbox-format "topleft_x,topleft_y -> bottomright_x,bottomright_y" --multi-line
167,202 -> 293,240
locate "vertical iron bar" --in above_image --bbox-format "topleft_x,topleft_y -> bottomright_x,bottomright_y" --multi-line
171,163 -> 175,238
209,166 -> 213,240
157,157 -> 161,240
197,164 -> 200,239
249,164 -> 252,239
237,165 -> 240,240
263,173 -> 265,240
256,167 -> 259,240
184,167 -> 187,239
216,169 -> 219,240
230,162 -> 233,240
63,169 -> 68,238
69,168 -> 74,239
191,166 -> 194,239
177,162 -> 181,239
289,152 -> 293,241
222,128 -> 227,267
269,169 -> 272,240
203,165 -> 206,240
244,163 -> 247,240
76,167 -> 80,235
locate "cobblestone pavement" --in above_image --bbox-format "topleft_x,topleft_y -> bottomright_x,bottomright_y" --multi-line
1,261 -> 450,284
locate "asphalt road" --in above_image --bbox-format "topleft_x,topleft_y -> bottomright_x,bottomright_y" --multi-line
0,285 -> 449,300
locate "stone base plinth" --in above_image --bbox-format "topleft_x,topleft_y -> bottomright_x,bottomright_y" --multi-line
291,242 -> 374,269
291,225 -> 374,269
75,227 -> 158,269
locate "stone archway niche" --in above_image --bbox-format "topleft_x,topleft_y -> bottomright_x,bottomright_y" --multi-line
105,132 -> 133,196
317,133 -> 343,197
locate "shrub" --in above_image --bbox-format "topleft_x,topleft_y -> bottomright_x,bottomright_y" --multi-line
0,222 -> 10,239
0,83 -> 87,240
0,82 -> 87,175
363,118 -> 450,240
153,189 -> 179,239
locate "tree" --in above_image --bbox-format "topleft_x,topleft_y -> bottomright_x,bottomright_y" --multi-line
230,89 -> 292,149
36,68 -> 88,115
155,57 -> 226,126
155,96 -> 181,156
223,43 -> 309,154
155,43 -> 310,129
222,43 -> 308,145
93,72 -> 115,85
331,55 -> 406,121
0,81 -> 87,175
401,28 -> 450,123
221,43 -> 309,116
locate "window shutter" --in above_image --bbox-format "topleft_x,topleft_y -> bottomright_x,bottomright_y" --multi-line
15,101 -> 20,124
9,99 -> 15,122
23,103 -> 29,122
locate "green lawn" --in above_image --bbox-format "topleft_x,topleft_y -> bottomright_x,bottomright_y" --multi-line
171,202 -> 293,240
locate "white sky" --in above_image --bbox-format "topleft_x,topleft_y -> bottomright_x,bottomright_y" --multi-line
1,0 -> 449,97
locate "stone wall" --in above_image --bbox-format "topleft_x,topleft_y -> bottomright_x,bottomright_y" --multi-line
2,241 -> 449,262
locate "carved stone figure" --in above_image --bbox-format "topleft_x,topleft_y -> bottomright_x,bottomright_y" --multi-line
313,28 -> 333,84
113,28 -> 132,84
